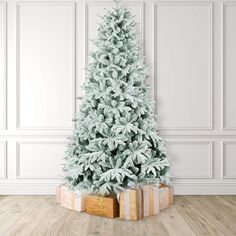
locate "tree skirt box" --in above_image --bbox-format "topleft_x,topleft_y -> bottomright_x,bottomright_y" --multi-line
119,188 -> 143,221
56,185 -> 86,212
85,195 -> 119,218
169,187 -> 174,205
141,185 -> 160,217
160,184 -> 174,205
159,184 -> 170,210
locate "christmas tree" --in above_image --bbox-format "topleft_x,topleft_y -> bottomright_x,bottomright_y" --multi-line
64,1 -> 170,196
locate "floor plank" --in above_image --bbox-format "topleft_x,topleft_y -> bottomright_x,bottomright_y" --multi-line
1,196 -> 54,236
0,196 -> 236,236
0,196 -> 40,234
27,197 -> 70,236
174,196 -> 222,236
186,196 -> 236,235
158,206 -> 196,236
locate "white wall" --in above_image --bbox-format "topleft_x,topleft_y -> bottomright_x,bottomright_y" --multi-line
0,0 -> 236,195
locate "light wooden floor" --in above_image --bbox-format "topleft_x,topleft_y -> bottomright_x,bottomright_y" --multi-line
0,196 -> 236,236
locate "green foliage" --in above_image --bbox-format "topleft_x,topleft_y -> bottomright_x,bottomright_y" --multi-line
64,5 -> 170,196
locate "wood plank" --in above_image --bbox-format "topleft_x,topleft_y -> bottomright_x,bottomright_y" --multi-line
221,195 -> 236,208
24,196 -> 72,236
1,196 -> 53,236
57,212 -> 90,236
138,207 -> 169,235
99,218 -> 114,236
139,217 -> 169,236
209,196 -> 236,232
174,196 -> 222,236
0,196 -> 7,202
85,215 -> 113,236
159,205 -> 196,236
113,220 -> 143,236
0,196 -> 40,233
0,196 -> 26,216
0,196 -> 236,236
188,196 -> 236,235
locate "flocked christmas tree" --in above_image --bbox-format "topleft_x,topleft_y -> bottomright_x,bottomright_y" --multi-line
64,1 -> 170,196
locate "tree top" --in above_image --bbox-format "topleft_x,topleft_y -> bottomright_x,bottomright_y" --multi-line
113,0 -> 121,7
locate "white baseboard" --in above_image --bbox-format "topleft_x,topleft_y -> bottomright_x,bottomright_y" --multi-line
0,183 -> 60,195
0,182 -> 236,195
173,183 -> 236,195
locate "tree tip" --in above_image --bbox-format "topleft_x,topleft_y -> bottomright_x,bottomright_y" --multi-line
113,0 -> 121,7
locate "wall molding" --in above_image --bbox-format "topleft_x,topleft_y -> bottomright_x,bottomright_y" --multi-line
2,133 -> 236,139
0,182 -> 62,195
0,0 -> 236,195
16,141 -> 66,179
1,182 -> 236,195
0,3 -> 7,131
0,133 -> 72,138
173,182 -> 236,195
221,141 -> 236,179
0,141 -> 7,179
15,2 -> 76,131
221,2 -> 236,130
155,2 -> 213,131
166,140 -> 213,179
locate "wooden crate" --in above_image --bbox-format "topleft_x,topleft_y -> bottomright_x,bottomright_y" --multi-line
160,184 -> 174,205
120,188 -> 143,221
56,185 -> 86,212
141,185 -> 160,217
169,187 -> 174,204
159,184 -> 171,210
86,195 -> 119,218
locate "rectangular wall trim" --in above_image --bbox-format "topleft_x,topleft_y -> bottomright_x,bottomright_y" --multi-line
0,141 -> 7,179
166,140 -> 213,179
16,2 -> 76,130
221,2 -> 236,130
16,141 -> 67,179
0,3 -> 7,130
155,2 -> 213,131
221,141 -> 236,179
1,182 -> 236,195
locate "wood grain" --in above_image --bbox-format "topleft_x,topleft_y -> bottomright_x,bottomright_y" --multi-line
58,185 -> 86,212
0,196 -> 236,235
120,188 -> 143,221
85,195 -> 119,218
159,185 -> 170,210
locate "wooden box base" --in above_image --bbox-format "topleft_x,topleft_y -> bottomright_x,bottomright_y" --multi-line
141,185 -> 160,217
169,187 -> 174,205
86,195 -> 119,218
159,184 -> 174,210
119,188 -> 143,221
159,185 -> 170,210
56,184 -> 173,220
56,185 -> 86,212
